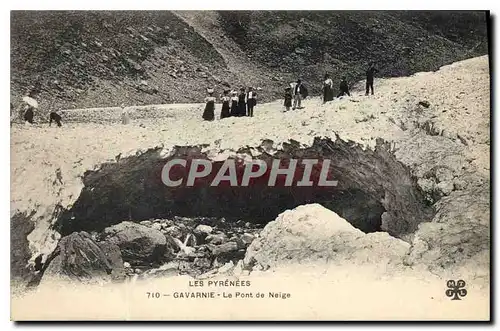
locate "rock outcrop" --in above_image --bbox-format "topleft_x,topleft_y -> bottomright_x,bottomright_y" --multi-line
103,221 -> 171,266
405,184 -> 490,273
244,204 -> 410,270
40,231 -> 125,285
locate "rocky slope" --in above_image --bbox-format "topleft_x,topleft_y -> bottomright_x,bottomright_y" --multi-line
10,11 -> 488,115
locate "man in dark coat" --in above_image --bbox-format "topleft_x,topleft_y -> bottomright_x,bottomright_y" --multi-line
337,76 -> 351,97
292,79 -> 308,110
365,62 -> 379,96
246,87 -> 257,117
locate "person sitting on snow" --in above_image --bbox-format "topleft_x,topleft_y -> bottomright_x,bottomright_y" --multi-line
49,111 -> 62,127
337,76 -> 351,97
23,104 -> 35,124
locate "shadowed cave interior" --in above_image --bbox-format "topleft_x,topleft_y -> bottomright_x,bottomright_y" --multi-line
55,137 -> 433,238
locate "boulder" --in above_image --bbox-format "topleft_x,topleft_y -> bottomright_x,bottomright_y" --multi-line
218,261 -> 234,274
241,233 -> 255,245
208,242 -> 239,256
41,231 -> 124,284
160,219 -> 174,228
193,257 -> 211,269
294,47 -> 306,54
193,224 -> 214,244
144,261 -> 180,278
195,224 -> 213,234
244,204 -> 410,270
162,225 -> 186,240
453,178 -> 468,190
418,100 -> 430,108
98,240 -> 126,281
140,220 -> 153,227
103,221 -> 170,265
405,185 -> 490,273
207,242 -> 245,263
232,260 -> 246,277
436,181 -> 454,196
151,223 -> 162,231
205,233 -> 227,245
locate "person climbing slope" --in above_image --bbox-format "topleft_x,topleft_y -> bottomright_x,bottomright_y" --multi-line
49,111 -> 63,127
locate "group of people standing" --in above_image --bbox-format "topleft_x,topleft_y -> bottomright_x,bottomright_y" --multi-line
284,79 -> 309,111
203,62 -> 380,119
10,95 -> 63,127
202,87 -> 257,121
322,62 -> 379,104
322,74 -> 351,103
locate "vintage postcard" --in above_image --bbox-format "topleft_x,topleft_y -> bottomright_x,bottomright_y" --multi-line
10,10 -> 491,321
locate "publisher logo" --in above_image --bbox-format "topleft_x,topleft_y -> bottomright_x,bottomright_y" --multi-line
445,280 -> 467,300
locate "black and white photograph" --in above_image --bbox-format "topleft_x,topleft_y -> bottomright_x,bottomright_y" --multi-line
8,9 -> 491,321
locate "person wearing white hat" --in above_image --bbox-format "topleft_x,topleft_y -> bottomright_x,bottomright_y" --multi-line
21,94 -> 38,124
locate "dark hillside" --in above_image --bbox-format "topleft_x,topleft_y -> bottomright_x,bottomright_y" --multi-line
218,11 -> 488,95
10,11 -> 488,112
11,11 -> 232,110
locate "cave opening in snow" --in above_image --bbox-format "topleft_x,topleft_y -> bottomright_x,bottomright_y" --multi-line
54,138 -> 433,238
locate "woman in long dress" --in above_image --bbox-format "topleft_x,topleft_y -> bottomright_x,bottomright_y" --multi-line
323,73 -> 334,103
284,87 -> 292,112
237,88 -> 246,117
220,90 -> 231,119
230,90 -> 239,117
120,104 -> 130,124
202,89 -> 216,121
